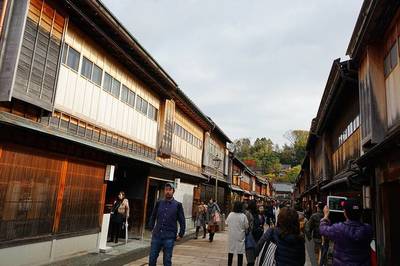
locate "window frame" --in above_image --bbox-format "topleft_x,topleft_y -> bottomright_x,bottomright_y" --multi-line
121,84 -> 129,104
103,72 -> 113,93
80,56 -> 93,80
66,46 -> 80,72
92,64 -> 103,87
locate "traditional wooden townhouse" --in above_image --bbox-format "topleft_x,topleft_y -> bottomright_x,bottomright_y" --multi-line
0,0 -> 221,265
230,156 -> 255,204
255,176 -> 267,202
346,1 -> 400,264
200,121 -> 232,213
295,59 -> 364,214
148,91 -> 212,236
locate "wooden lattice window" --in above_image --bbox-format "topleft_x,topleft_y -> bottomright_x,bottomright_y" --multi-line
14,0 -> 65,110
0,144 -> 60,241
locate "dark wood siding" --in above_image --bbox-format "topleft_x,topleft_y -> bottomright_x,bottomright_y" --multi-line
158,100 -> 175,157
0,143 -> 60,241
0,143 -> 105,243
13,0 -> 65,111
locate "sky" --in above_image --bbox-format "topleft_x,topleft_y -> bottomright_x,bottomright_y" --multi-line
102,0 -> 363,145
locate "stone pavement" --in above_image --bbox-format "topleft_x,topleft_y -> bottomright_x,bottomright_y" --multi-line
126,229 -> 312,266
125,230 -> 241,266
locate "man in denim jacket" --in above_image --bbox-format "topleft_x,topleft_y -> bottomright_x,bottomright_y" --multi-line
148,183 -> 185,266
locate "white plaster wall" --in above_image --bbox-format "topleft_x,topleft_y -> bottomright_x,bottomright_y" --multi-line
0,233 -> 99,266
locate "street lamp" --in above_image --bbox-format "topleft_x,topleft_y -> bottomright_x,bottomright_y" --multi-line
213,154 -> 222,203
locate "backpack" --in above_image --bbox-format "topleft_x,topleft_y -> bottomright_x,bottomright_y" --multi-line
255,229 -> 277,266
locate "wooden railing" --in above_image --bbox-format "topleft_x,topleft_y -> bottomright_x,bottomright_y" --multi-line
332,128 -> 361,175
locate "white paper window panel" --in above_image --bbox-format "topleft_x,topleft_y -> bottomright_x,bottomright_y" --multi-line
171,134 -> 202,166
55,66 -> 158,148
64,26 -> 160,108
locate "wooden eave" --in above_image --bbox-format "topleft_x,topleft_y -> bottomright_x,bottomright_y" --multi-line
314,60 -> 358,135
172,89 -> 213,131
347,0 -> 400,62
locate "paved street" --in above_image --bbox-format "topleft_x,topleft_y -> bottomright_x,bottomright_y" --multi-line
125,230 -> 242,266
125,229 -> 311,266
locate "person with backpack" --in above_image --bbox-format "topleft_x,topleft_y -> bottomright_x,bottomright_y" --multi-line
255,207 -> 305,266
194,201 -> 207,239
319,199 -> 373,266
108,191 -> 129,243
148,183 -> 185,266
305,202 -> 324,266
245,200 -> 264,266
226,201 -> 249,266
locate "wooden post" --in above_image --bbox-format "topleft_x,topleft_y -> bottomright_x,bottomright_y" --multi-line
52,159 -> 68,233
141,176 -> 150,239
98,182 -> 107,227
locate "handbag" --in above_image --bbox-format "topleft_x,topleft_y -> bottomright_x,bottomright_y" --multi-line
245,232 -> 256,249
213,211 -> 221,223
255,237 -> 277,266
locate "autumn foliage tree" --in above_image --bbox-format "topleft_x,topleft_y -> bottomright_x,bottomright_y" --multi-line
234,130 -> 308,183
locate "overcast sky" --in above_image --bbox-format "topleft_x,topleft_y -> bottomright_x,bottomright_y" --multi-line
102,0 -> 363,145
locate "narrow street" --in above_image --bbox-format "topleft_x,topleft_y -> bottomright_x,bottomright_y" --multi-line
125,229 -> 311,266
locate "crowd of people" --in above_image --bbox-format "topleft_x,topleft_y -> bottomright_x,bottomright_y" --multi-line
108,184 -> 373,266
225,199 -> 373,266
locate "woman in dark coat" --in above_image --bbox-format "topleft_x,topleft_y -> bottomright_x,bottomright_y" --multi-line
256,207 -> 305,266
108,191 -> 129,243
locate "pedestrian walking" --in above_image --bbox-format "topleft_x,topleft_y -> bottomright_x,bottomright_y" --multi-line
319,199 -> 373,266
244,200 -> 263,266
265,202 -> 275,228
255,207 -> 305,266
258,205 -> 266,229
194,201 -> 207,239
108,191 -> 129,243
273,201 -> 279,226
207,198 -> 221,242
304,202 -> 324,266
148,183 -> 186,266
226,201 -> 249,266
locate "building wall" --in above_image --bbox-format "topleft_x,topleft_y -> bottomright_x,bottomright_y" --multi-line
0,233 -> 99,266
158,107 -> 204,173
173,181 -> 195,231
203,133 -> 226,176
55,24 -> 160,148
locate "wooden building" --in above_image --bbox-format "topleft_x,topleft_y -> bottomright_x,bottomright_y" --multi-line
295,59 -> 364,213
0,0 -> 230,265
200,121 -> 232,213
230,157 -> 254,205
346,0 -> 400,264
296,1 -> 400,263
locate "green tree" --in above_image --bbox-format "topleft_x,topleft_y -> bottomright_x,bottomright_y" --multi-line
285,165 -> 301,183
234,138 -> 252,159
284,130 -> 308,165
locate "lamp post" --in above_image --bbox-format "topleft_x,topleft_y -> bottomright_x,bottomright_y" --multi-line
213,155 -> 222,204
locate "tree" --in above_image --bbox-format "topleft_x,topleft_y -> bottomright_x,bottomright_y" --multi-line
233,129 -> 308,179
234,138 -> 252,159
284,130 -> 308,165
285,165 -> 301,183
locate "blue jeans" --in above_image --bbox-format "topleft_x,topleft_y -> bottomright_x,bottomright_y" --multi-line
149,237 -> 175,266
